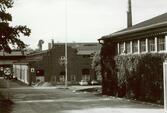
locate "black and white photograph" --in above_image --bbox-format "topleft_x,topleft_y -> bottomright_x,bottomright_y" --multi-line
0,0 -> 166,113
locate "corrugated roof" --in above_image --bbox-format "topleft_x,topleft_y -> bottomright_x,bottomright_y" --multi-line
26,43 -> 101,56
54,43 -> 101,51
27,50 -> 48,56
0,51 -> 29,56
77,45 -> 101,51
77,51 -> 96,55
53,43 -> 101,55
100,12 -> 167,40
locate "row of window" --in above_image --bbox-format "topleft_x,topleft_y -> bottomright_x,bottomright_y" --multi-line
118,35 -> 166,55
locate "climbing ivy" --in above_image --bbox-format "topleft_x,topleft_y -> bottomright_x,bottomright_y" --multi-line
115,53 -> 166,104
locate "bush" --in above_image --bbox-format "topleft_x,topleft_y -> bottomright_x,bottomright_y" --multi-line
115,53 -> 165,104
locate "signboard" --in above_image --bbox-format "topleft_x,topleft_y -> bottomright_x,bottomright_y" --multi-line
31,68 -> 35,73
36,69 -> 44,76
58,56 -> 67,65
4,67 -> 11,76
60,56 -> 66,60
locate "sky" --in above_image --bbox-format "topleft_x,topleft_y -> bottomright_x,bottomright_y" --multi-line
9,0 -> 167,49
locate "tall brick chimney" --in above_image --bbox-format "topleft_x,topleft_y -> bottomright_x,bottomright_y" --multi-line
127,0 -> 132,28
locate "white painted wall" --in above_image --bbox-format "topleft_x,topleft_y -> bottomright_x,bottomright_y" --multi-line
36,76 -> 44,82
165,35 -> 167,52
13,64 -> 29,84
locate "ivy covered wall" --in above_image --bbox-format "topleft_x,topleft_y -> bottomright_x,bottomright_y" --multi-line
115,53 -> 166,104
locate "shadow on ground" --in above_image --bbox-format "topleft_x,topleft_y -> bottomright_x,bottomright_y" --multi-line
0,80 -> 14,113
75,87 -> 101,94
0,99 -> 14,113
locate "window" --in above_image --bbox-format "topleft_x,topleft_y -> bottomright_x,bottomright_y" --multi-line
140,39 -> 146,52
83,55 -> 90,58
119,42 -> 124,54
71,75 -> 76,81
157,36 -> 165,51
82,69 -> 90,75
126,41 -> 131,54
60,71 -> 65,75
132,40 -> 138,53
148,38 -> 155,52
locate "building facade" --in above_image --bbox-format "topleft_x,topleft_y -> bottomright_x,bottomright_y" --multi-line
15,43 -> 101,85
13,63 -> 29,84
99,12 -> 167,103
43,43 -> 101,85
0,50 -> 27,78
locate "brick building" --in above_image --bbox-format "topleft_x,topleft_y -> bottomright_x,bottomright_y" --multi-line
14,43 -> 101,85
43,43 -> 101,85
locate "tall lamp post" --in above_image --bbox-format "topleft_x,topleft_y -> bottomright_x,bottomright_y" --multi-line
65,0 -> 68,88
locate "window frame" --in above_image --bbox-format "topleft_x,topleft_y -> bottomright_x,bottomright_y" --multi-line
140,39 -> 146,53
132,40 -> 138,53
119,42 -> 124,54
148,38 -> 155,52
157,36 -> 165,52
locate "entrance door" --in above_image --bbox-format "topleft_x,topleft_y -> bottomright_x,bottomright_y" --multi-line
82,69 -> 90,81
59,71 -> 65,84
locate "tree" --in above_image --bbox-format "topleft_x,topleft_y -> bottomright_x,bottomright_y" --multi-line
0,0 -> 31,53
37,39 -> 44,51
91,52 -> 102,81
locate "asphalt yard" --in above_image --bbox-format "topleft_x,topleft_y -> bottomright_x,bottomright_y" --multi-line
0,78 -> 164,113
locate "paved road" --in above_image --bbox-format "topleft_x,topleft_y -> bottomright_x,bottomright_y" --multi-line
0,78 -> 164,113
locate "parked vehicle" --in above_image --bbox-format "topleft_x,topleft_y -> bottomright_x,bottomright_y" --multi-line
12,75 -> 17,80
4,75 -> 13,80
91,80 -> 99,85
79,80 -> 88,86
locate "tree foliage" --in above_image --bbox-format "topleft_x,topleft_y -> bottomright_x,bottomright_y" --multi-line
0,0 -> 31,53
91,52 -> 102,80
115,53 -> 164,103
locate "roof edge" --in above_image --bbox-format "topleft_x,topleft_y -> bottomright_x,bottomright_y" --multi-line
100,21 -> 167,40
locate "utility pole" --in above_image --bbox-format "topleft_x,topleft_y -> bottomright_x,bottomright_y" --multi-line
65,0 -> 68,88
7,79 -> 10,99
